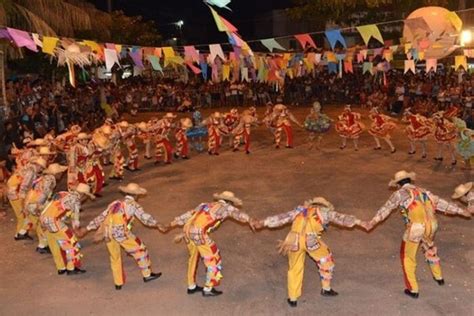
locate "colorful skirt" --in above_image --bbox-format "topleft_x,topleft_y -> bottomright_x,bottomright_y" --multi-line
405,126 -> 432,141
304,116 -> 331,133
335,122 -> 365,139
187,127 -> 208,138
369,122 -> 396,138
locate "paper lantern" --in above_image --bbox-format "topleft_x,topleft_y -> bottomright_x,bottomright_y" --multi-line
403,6 -> 461,59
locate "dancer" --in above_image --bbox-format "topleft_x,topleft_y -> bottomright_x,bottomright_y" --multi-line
451,182 -> 473,212
204,112 -> 223,156
137,121 -> 153,160
252,197 -> 364,307
175,118 -> 193,159
67,132 -> 91,190
361,171 -> 471,298
304,102 -> 332,150
368,107 -> 397,153
7,157 -> 47,239
39,183 -> 95,275
153,113 -> 176,165
274,105 -> 302,149
432,111 -> 457,165
223,108 -> 240,147
20,163 -> 67,253
452,117 -> 474,170
187,110 -> 207,153
77,183 -> 163,290
118,121 -> 140,172
335,105 -> 365,151
402,108 -> 432,159
165,191 -> 255,297
232,114 -> 259,154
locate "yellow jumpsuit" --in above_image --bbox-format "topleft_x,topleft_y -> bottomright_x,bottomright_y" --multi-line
86,196 -> 158,286
371,183 -> 468,293
20,175 -> 57,248
264,205 -> 358,301
173,201 -> 250,289
7,164 -> 40,235
40,191 -> 83,271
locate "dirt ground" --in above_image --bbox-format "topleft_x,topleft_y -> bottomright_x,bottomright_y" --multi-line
0,105 -> 472,316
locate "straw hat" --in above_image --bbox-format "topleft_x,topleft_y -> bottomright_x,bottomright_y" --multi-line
43,163 -> 68,175
75,183 -> 95,199
304,197 -> 334,210
137,122 -> 148,131
31,157 -> 47,169
452,182 -> 472,199
118,121 -> 129,128
70,125 -> 81,134
213,191 -> 243,207
389,170 -> 416,187
77,132 -> 91,141
119,183 -> 147,196
163,112 -> 177,120
38,146 -> 55,155
180,118 -> 193,129
92,133 -> 109,149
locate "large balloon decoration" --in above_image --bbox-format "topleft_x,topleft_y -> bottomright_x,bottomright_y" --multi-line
403,6 -> 462,60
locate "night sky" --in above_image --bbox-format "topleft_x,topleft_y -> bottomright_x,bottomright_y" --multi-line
87,0 -> 293,44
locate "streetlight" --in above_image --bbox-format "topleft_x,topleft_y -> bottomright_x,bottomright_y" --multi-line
176,20 -> 184,29
460,29 -> 472,46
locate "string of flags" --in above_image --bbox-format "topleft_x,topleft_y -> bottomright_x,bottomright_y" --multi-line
0,1 -> 470,87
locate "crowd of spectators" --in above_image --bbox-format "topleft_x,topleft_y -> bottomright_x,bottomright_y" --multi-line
1,69 -> 473,160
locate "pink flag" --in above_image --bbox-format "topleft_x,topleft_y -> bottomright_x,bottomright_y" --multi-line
426,59 -> 437,72
344,61 -> 353,73
184,46 -> 200,63
7,28 -> 37,52
186,61 -> 202,74
294,34 -> 316,49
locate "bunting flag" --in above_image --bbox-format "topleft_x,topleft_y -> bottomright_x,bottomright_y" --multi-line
32,34 -> 43,48
261,38 -> 286,52
7,28 -> 37,52
200,62 -> 208,80
455,55 -> 467,71
42,36 -> 59,55
186,61 -> 201,74
153,47 -> 162,58
294,34 -> 316,49
426,58 -> 437,72
82,40 -> 101,54
184,46 -> 199,63
326,51 -> 337,63
129,50 -> 144,68
209,44 -> 226,62
325,29 -> 346,50
344,61 -> 353,73
241,67 -> 249,82
206,0 -> 232,10
383,49 -> 393,62
105,48 -> 120,71
222,64 -> 231,81
209,6 -> 237,32
162,47 -> 175,58
356,24 -> 384,45
404,59 -> 415,74
362,62 -> 373,75
147,55 -> 163,73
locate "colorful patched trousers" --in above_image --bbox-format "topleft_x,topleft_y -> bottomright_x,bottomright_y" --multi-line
155,138 -> 173,163
186,239 -> 223,288
110,147 -> 125,178
275,124 -> 293,147
400,221 -> 442,293
106,235 -> 152,286
287,237 -> 334,301
21,211 -> 48,248
46,227 -> 82,271
9,198 -> 25,235
126,141 -> 139,170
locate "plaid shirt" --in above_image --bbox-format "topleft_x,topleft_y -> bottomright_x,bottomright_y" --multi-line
40,191 -> 81,232
24,175 -> 56,214
264,205 -> 358,228
372,184 -> 467,225
7,163 -> 41,200
87,195 -> 157,231
173,200 -> 250,227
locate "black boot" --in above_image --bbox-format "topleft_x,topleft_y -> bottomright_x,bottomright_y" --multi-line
434,278 -> 445,286
14,233 -> 33,241
115,285 -> 122,290
202,288 -> 223,297
321,289 -> 339,297
143,272 -> 162,283
404,289 -> 419,299
58,269 -> 67,275
36,246 -> 51,254
287,299 -> 297,307
67,268 -> 87,275
187,285 -> 204,294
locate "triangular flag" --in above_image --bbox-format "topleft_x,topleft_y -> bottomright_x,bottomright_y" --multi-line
356,24 -> 384,45
129,50 -> 144,68
325,29 -> 347,50
404,60 -> 415,74
445,11 -> 462,32
148,55 -> 163,73
261,38 -> 286,52
294,34 -> 316,49
209,6 -> 237,32
209,44 -> 226,62
455,55 -> 467,71
32,34 -> 43,48
206,0 -> 232,11
184,46 -> 199,63
82,40 -> 101,54
162,47 -> 175,58
222,64 -> 231,81
426,59 -> 437,73
344,61 -> 353,73
186,61 -> 201,74
327,62 -> 338,74
241,67 -> 249,82
7,28 -> 37,52
200,62 -> 208,80
42,37 -> 59,55
326,51 -> 337,63
105,48 -> 120,71
383,49 -> 393,62
363,62 -> 373,75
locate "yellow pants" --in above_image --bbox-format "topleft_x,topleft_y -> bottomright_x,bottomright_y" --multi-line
21,213 -> 48,247
9,198 -> 24,235
46,227 -> 82,271
287,239 -> 334,301
106,236 -> 152,286
187,240 -> 222,288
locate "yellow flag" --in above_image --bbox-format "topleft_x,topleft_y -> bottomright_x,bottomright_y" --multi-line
418,51 -> 425,61
455,55 -> 467,71
404,43 -> 412,54
162,47 -> 175,58
83,40 -> 101,54
42,36 -> 58,55
222,64 -> 230,81
356,24 -> 384,45
446,11 -> 462,32
326,52 -> 337,63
